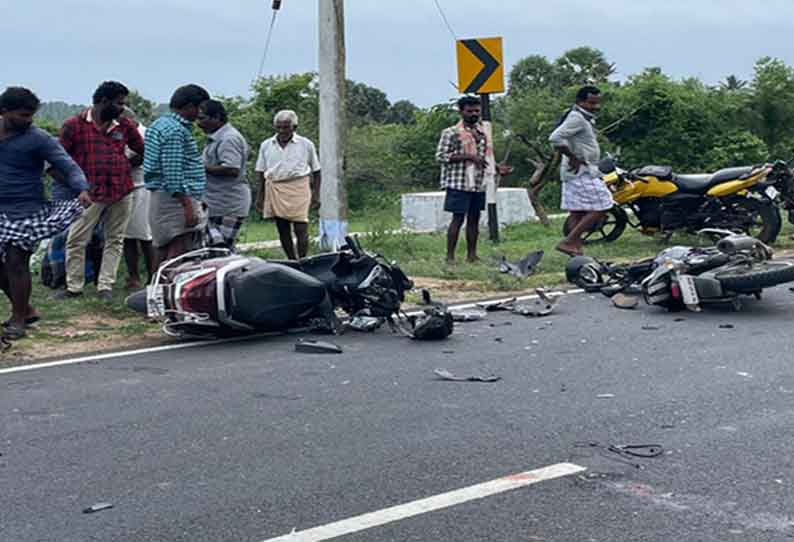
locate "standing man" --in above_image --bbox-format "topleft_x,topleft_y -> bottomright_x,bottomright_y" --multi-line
0,87 -> 90,339
55,81 -> 144,302
121,108 -> 155,289
254,110 -> 321,260
197,100 -> 251,248
143,84 -> 210,263
436,96 -> 511,265
549,86 -> 613,257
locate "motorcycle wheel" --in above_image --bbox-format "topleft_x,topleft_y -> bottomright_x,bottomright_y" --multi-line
714,261 -> 794,293
726,197 -> 782,244
562,206 -> 628,245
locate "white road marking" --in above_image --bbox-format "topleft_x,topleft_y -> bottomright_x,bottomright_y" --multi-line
261,463 -> 586,542
0,289 -> 583,376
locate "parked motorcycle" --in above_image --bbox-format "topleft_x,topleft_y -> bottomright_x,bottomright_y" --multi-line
563,157 -> 783,244
126,237 -> 414,339
566,230 -> 794,312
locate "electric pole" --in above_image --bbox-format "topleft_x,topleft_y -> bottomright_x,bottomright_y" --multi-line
318,0 -> 349,250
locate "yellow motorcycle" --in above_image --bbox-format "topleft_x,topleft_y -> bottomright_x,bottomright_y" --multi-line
563,158 -> 782,244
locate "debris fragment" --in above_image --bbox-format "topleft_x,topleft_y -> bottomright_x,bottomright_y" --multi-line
450,310 -> 487,322
597,394 -> 616,399
295,340 -> 344,354
612,293 -> 640,310
497,250 -> 544,278
433,368 -> 501,383
83,502 -> 114,514
347,316 -> 383,332
641,325 -> 660,331
719,324 -> 735,329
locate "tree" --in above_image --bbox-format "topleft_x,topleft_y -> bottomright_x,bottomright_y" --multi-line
126,89 -> 157,124
720,75 -> 748,92
553,47 -> 616,88
387,100 -> 419,125
346,80 -> 391,125
508,55 -> 556,94
748,57 -> 794,155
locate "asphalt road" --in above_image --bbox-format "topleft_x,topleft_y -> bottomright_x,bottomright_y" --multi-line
3,287 -> 794,541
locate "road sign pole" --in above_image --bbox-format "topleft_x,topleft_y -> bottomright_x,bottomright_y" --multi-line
480,93 -> 499,243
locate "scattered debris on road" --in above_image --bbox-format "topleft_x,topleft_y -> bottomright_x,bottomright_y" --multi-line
295,340 -> 344,354
477,289 -> 559,318
719,324 -> 735,329
575,441 -> 664,469
612,293 -> 640,310
641,325 -> 660,331
496,250 -> 544,278
450,310 -> 487,322
346,315 -> 383,333
597,394 -> 616,399
83,502 -> 114,514
433,368 -> 501,383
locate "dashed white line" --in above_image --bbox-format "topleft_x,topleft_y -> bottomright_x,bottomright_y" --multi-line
261,463 -> 586,542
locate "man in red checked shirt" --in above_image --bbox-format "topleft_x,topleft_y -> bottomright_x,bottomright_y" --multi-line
52,81 -> 144,302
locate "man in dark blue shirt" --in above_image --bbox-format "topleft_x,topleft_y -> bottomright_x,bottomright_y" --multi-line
0,87 -> 90,340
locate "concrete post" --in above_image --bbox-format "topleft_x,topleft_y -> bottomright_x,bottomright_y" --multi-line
318,0 -> 349,251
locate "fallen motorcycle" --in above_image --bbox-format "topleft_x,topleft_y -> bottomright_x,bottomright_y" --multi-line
566,230 -> 794,311
126,237 -> 415,339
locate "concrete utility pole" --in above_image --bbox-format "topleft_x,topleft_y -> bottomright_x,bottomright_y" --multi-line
318,0 -> 348,251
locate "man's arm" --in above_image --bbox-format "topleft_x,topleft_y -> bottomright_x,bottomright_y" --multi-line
126,122 -> 145,158
160,132 -> 198,227
436,129 -> 485,168
254,141 -> 268,215
205,137 -> 244,178
48,120 -> 76,184
549,112 -> 586,172
40,133 -> 91,206
308,141 -> 321,209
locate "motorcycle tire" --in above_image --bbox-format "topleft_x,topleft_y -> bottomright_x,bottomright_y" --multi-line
714,261 -> 794,293
562,206 -> 628,245
727,197 -> 782,244
565,256 -> 604,291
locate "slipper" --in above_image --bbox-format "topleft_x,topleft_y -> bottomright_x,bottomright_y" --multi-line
2,323 -> 27,341
555,245 -> 583,258
2,316 -> 40,327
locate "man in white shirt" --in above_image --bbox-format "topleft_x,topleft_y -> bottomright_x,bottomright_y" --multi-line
254,110 -> 321,260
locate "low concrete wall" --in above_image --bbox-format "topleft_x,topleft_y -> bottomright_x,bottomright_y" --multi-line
401,188 -> 537,232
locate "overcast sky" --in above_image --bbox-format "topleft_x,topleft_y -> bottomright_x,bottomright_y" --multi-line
2,0 -> 793,106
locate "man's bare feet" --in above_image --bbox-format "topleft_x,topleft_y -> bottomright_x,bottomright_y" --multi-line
555,241 -> 583,257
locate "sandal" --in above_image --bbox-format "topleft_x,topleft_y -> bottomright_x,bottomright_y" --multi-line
555,244 -> 583,258
2,316 -> 40,327
2,323 -> 27,341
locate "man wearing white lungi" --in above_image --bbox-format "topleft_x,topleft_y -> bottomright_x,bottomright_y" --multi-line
549,86 -> 613,257
254,110 -> 321,260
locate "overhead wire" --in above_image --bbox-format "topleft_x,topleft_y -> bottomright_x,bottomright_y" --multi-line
254,6 -> 280,83
432,0 -> 458,41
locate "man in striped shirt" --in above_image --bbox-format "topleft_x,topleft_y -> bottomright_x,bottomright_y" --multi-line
143,84 -> 210,263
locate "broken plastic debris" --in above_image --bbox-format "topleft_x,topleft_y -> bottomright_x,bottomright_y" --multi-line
83,502 -> 113,514
641,325 -> 660,331
597,394 -> 616,399
450,310 -> 487,322
497,250 -> 544,278
719,324 -> 735,329
295,340 -> 343,354
347,316 -> 383,332
433,368 -> 501,383
612,293 -> 640,310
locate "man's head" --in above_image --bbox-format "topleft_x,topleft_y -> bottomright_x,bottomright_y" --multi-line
197,100 -> 227,134
274,110 -> 298,141
457,96 -> 481,126
92,81 -> 129,122
576,85 -> 602,114
0,87 -> 40,133
169,84 -> 211,122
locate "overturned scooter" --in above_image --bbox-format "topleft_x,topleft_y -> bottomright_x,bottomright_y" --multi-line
126,236 -> 415,339
566,229 -> 794,312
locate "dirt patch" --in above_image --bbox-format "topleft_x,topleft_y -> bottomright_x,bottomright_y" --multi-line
0,315 -> 167,366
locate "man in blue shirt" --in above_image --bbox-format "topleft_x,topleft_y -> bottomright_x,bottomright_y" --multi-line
144,84 -> 210,263
0,87 -> 90,340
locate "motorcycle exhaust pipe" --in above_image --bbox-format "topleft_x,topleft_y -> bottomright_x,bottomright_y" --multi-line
717,235 -> 759,254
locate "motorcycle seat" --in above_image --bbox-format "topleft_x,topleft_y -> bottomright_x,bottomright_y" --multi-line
635,165 -> 673,180
673,174 -> 714,193
674,166 -> 756,194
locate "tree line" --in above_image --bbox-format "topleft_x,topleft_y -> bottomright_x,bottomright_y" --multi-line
35,47 -> 794,213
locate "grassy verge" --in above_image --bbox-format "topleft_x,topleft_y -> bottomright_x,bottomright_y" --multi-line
4,212 -> 794,361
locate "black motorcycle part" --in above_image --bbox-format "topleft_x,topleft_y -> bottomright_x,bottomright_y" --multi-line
635,199 -> 662,228
660,193 -> 702,230
714,261 -> 794,293
565,256 -> 604,291
225,260 -> 328,329
561,206 -> 628,244
636,165 -> 673,180
125,289 -> 148,315
724,197 -> 781,244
